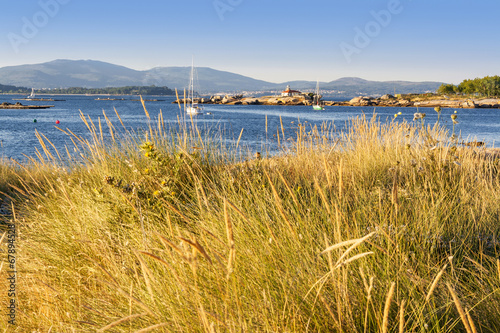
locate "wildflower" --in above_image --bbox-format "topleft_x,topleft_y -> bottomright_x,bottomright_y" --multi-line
434,106 -> 442,123
161,180 -> 167,186
144,168 -> 149,174
451,114 -> 458,120
145,152 -> 150,157
153,190 -> 160,197
394,113 -> 398,118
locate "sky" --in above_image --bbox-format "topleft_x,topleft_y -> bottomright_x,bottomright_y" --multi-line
0,0 -> 499,84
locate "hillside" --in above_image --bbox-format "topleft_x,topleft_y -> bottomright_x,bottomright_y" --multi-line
0,59 -> 444,97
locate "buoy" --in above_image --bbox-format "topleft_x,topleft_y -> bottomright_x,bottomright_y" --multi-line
33,119 -> 37,123
55,120 -> 60,124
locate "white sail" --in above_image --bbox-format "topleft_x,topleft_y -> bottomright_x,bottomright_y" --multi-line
186,57 -> 203,115
312,81 -> 324,110
28,88 -> 35,99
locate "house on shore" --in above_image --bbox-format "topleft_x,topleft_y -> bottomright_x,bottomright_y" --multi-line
281,85 -> 302,97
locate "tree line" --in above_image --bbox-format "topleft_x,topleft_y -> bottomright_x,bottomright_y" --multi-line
0,85 -> 174,95
437,76 -> 500,97
0,84 -> 30,94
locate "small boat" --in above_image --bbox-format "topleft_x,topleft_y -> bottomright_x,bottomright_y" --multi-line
186,58 -> 203,115
27,88 -> 35,99
312,81 -> 325,110
12,88 -> 65,101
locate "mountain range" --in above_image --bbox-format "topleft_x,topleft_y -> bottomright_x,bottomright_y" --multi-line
0,59 -> 444,97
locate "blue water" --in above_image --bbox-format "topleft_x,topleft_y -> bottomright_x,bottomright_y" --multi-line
0,94 -> 498,161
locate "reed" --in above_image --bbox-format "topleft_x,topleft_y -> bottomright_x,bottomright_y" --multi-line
2,108 -> 500,332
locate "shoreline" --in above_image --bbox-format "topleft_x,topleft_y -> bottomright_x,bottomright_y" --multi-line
174,94 -> 500,109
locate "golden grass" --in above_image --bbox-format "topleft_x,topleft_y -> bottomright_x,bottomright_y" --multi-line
1,109 -> 500,332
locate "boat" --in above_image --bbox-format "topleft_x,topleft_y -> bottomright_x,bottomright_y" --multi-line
312,81 -> 325,110
28,88 -> 35,99
12,88 -> 65,101
186,58 -> 203,115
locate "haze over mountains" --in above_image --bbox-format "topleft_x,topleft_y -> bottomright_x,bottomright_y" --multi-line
0,59 -> 444,97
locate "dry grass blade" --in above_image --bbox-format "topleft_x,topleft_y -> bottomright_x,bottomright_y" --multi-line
225,199 -> 235,277
156,233 -> 190,262
97,278 -> 156,318
399,299 -> 406,333
179,237 -> 213,264
139,251 -> 184,286
236,128 -> 244,149
465,256 -> 488,273
139,95 -> 150,120
382,282 -> 396,333
446,283 -> 472,333
159,198 -> 192,225
85,255 -> 119,286
113,106 -> 125,129
497,259 -> 500,282
133,322 -> 170,333
264,170 -> 297,238
425,264 -> 447,303
225,199 -> 250,224
338,158 -> 343,198
0,231 -> 6,246
278,170 -> 299,208
97,312 -> 147,332
175,88 -> 182,112
466,308 -> 478,333
133,250 -> 156,301
319,293 -> 340,328
322,232 -> 376,254
335,251 -> 374,269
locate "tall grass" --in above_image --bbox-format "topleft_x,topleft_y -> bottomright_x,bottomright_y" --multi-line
1,107 -> 500,332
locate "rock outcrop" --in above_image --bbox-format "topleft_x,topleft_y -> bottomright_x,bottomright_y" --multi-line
173,95 -> 500,109
0,102 -> 54,109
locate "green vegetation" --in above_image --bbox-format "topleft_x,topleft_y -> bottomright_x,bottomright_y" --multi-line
46,85 -> 174,95
0,84 -> 174,95
1,107 -> 500,332
0,84 -> 30,94
437,75 -> 500,97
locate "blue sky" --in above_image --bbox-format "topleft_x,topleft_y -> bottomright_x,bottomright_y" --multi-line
0,0 -> 499,84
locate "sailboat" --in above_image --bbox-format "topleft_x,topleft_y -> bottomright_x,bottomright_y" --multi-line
186,58 -> 203,115
312,81 -> 325,110
27,88 -> 35,100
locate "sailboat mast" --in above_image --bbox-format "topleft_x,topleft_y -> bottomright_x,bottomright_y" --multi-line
190,57 -> 194,107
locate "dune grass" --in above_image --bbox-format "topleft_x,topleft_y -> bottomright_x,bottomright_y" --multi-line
1,107 -> 500,332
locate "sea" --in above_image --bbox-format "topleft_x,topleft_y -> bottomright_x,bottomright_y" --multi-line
0,94 -> 499,162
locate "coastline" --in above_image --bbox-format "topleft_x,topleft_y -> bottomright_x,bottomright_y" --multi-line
174,94 -> 500,109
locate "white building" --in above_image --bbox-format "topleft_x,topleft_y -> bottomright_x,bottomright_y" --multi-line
281,85 -> 302,97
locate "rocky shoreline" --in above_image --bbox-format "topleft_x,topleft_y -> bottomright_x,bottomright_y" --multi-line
174,94 -> 500,109
0,102 -> 54,109
344,95 -> 500,108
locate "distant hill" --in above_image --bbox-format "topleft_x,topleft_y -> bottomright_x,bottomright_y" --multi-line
0,59 -> 444,97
